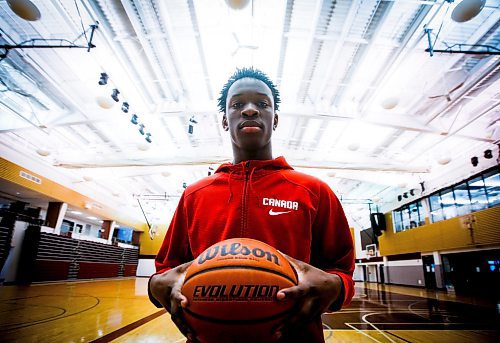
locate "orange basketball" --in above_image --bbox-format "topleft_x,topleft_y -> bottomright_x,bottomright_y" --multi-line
181,238 -> 298,343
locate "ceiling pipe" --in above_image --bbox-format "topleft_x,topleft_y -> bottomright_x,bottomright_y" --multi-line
123,0 -> 184,100
358,2 -> 434,111
424,58 -> 499,126
295,0 -> 333,102
313,0 -> 362,105
332,0 -> 395,110
186,0 -> 214,100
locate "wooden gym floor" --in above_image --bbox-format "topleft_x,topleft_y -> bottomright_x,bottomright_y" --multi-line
0,278 -> 499,342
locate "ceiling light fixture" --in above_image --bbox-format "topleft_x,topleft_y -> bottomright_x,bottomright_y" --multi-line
484,149 -> 492,159
145,133 -> 152,143
471,156 -> 478,167
347,143 -> 359,151
451,0 -> 486,23
381,96 -> 399,110
437,156 -> 451,165
138,124 -> 145,135
98,72 -> 108,85
131,114 -> 138,125
7,0 -> 41,21
96,95 -> 114,109
137,143 -> 149,151
111,88 -> 120,102
121,102 -> 129,113
36,148 -> 51,157
225,0 -> 250,10
188,116 -> 198,134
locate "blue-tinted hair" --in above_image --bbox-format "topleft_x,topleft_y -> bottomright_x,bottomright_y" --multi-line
217,67 -> 280,114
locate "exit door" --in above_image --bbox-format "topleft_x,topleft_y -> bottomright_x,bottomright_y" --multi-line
423,255 -> 436,289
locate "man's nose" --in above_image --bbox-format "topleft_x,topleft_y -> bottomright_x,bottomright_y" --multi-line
241,104 -> 259,117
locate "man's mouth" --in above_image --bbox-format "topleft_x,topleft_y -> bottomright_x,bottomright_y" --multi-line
239,120 -> 262,129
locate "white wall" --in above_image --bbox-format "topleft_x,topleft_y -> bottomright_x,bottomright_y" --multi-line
137,259 -> 156,277
0,221 -> 29,283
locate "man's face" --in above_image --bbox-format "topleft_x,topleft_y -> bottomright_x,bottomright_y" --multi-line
223,78 -> 278,153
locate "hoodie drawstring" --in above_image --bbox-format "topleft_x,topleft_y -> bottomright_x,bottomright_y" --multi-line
227,169 -> 235,203
248,166 -> 260,207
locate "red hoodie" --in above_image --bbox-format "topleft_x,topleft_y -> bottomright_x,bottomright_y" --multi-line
152,157 -> 354,342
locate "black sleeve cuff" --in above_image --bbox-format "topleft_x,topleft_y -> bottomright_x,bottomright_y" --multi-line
148,274 -> 164,308
328,277 -> 345,312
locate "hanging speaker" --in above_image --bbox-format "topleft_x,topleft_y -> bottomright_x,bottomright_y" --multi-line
370,213 -> 386,236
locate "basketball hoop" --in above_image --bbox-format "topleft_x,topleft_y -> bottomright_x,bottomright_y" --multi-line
366,244 -> 377,258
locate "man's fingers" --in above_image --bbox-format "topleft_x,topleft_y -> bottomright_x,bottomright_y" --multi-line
171,310 -> 198,342
277,284 -> 307,301
171,296 -> 197,342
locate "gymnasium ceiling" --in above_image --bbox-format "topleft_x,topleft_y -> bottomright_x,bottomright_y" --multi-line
0,0 -> 499,230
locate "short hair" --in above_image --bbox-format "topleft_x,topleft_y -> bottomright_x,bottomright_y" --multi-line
217,67 -> 280,114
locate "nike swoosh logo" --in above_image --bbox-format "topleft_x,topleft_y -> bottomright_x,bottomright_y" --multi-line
269,209 -> 292,216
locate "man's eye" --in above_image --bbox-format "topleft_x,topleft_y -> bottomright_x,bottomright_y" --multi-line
232,102 -> 243,109
258,102 -> 269,108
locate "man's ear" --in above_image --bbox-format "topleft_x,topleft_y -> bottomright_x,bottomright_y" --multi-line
222,115 -> 229,131
273,113 -> 279,130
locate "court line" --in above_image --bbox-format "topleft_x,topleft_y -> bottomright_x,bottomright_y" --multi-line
90,309 -> 166,343
408,300 -> 430,320
384,330 -> 413,343
0,294 -> 100,331
322,322 -> 333,340
361,312 -> 397,343
343,322 -> 383,343
0,302 -> 67,328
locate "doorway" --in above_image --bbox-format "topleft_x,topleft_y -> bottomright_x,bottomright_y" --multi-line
422,255 -> 437,289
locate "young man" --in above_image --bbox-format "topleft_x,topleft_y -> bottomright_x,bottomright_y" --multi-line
149,68 -> 354,342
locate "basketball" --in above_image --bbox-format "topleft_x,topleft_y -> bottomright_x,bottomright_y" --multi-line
181,238 -> 298,343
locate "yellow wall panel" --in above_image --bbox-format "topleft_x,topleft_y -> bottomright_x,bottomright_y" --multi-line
1,157 -> 146,231
139,224 -> 169,255
379,206 -> 500,255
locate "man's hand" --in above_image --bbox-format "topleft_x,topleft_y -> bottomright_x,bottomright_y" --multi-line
274,254 -> 343,340
149,261 -> 198,342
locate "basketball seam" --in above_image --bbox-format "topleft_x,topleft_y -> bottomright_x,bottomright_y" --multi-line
183,306 -> 290,324
184,265 -> 298,285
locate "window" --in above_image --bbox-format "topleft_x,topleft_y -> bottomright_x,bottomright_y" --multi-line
392,200 -> 425,232
440,188 -> 457,220
483,170 -> 500,207
468,176 -> 488,212
394,167 -> 498,226
61,219 -> 74,234
454,182 -> 471,216
393,210 -> 403,232
429,193 -> 444,222
408,202 -> 422,227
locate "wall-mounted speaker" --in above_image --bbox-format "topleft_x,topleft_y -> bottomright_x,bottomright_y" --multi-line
370,213 -> 386,236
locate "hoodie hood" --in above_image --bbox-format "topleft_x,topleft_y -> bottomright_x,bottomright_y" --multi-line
215,156 -> 293,175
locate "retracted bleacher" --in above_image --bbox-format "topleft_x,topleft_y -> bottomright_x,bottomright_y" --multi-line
18,228 -> 139,283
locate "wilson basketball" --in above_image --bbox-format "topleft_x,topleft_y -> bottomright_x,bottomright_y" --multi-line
181,238 -> 298,343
